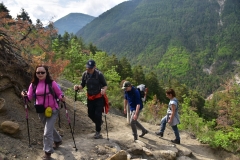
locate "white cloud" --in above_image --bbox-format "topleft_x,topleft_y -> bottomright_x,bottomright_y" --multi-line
2,0 -> 127,25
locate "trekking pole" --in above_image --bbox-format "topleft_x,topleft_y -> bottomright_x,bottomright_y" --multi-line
57,99 -> 61,128
62,99 -> 78,151
73,90 -> 77,134
23,89 -> 31,148
57,94 -> 64,129
103,107 -> 109,140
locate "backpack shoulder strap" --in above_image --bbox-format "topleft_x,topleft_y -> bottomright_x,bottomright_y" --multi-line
48,82 -> 58,101
95,69 -> 100,79
32,84 -> 36,93
83,71 -> 88,81
32,83 -> 37,100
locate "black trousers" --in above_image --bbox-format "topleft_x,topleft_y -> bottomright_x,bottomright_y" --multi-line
87,97 -> 104,132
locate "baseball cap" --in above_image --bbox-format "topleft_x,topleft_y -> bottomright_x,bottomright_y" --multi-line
122,81 -> 131,89
86,60 -> 96,69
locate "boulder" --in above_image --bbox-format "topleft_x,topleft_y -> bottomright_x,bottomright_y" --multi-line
106,150 -> 128,160
176,145 -> 192,157
177,156 -> 194,160
143,147 -> 153,156
152,150 -> 177,160
1,121 -> 20,134
127,141 -> 143,155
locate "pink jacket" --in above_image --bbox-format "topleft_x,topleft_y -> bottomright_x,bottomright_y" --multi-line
27,80 -> 63,110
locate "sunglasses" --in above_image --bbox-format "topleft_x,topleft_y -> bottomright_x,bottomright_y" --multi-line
36,72 -> 46,75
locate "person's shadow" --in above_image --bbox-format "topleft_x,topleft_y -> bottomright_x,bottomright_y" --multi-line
52,144 -> 78,160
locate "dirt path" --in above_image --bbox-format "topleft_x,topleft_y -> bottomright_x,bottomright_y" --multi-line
0,94 -> 239,160
31,111 -> 238,160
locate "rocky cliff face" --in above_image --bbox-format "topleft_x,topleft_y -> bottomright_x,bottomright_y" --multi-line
217,0 -> 226,26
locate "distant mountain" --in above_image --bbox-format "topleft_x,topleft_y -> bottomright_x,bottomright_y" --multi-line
76,0 -> 240,97
54,13 -> 95,35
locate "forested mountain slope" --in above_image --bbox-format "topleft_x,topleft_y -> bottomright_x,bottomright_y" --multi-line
54,13 -> 95,35
76,0 -> 240,97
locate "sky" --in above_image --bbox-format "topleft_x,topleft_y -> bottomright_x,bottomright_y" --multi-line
2,0 -> 127,25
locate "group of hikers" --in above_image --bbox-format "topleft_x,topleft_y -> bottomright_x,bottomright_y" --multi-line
21,59 -> 180,160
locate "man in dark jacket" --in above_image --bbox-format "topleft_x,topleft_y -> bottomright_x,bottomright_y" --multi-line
74,60 -> 107,139
122,81 -> 148,141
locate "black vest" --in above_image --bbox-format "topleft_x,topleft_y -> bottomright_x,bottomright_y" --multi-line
84,70 -> 101,95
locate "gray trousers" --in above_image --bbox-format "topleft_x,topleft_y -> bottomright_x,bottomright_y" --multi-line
130,110 -> 146,137
38,110 -> 62,153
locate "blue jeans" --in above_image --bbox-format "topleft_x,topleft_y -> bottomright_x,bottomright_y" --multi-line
159,115 -> 180,140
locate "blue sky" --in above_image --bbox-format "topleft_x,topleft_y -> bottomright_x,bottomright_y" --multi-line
2,0 -> 127,25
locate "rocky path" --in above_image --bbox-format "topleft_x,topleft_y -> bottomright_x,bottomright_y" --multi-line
32,110 -> 238,160
0,94 -> 239,160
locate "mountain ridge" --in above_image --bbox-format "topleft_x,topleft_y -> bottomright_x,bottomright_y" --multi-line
54,13 -> 95,35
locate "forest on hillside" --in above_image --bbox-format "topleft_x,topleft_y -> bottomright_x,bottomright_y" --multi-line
1,1 -> 240,156
76,0 -> 240,97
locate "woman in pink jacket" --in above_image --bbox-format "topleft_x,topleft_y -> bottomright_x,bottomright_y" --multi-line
21,64 -> 64,160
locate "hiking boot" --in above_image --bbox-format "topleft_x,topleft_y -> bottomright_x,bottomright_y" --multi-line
133,134 -> 138,141
42,152 -> 51,160
139,130 -> 148,137
171,139 -> 180,144
155,131 -> 163,137
94,132 -> 103,139
53,141 -> 62,149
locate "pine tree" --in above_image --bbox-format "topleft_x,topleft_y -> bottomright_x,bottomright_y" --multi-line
17,8 -> 32,24
0,2 -> 12,18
